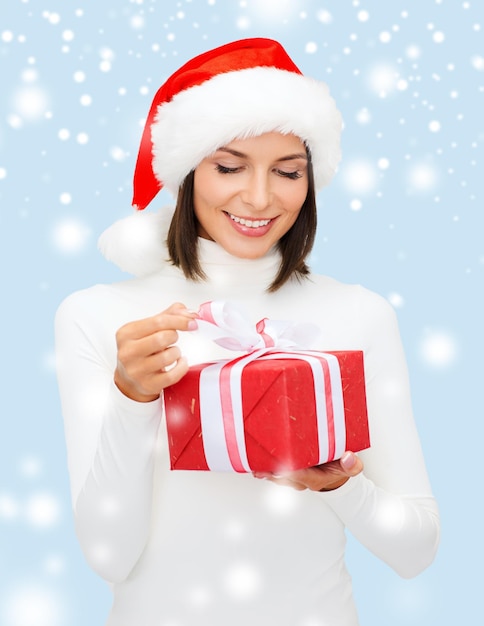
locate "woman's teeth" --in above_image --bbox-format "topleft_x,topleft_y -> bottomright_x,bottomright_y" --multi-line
228,213 -> 271,228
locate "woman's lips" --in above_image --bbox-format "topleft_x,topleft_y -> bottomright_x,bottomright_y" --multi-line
224,211 -> 275,237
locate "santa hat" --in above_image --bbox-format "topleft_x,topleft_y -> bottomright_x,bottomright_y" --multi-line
133,37 -> 342,209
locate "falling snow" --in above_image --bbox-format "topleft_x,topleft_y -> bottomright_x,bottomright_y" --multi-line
2,585 -> 64,626
340,159 -> 378,194
51,217 -> 91,254
420,329 -> 458,368
1,1 -> 481,625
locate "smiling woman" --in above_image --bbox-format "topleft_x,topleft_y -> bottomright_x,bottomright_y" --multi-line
55,37 -> 439,626
167,132 -> 317,290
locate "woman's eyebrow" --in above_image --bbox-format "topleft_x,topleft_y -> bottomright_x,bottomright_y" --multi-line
216,147 -> 308,162
277,153 -> 308,162
217,147 -> 246,158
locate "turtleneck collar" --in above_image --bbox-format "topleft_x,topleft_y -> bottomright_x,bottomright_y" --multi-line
196,237 -> 282,290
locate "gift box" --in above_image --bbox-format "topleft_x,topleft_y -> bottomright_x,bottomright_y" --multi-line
163,349 -> 370,473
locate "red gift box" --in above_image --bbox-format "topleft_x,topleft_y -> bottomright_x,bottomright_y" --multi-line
163,350 -> 370,473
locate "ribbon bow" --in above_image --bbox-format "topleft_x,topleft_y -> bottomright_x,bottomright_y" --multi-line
196,300 -> 321,352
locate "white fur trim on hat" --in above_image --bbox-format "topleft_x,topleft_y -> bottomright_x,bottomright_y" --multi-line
151,66 -> 342,195
98,207 -> 174,276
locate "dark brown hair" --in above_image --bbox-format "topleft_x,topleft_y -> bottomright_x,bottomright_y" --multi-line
167,150 -> 317,292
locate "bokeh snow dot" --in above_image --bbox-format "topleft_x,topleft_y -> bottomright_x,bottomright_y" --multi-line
388,292 -> 405,308
236,16 -> 251,30
420,330 -> 457,368
25,492 -> 61,528
21,68 -> 38,83
12,86 -> 50,121
341,160 -> 378,195
52,217 -> 90,254
317,9 -> 333,24
46,12 -> 61,25
130,15 -> 145,29
110,146 -> 128,162
356,108 -> 371,124
248,0 -> 297,22
264,483 -> 299,515
471,55 -> 484,71
3,585 -> 63,626
378,158 -> 390,170
19,456 -> 43,477
8,114 -> 23,129
367,63 -> 398,96
406,44 -> 421,59
224,562 -> 263,600
407,162 -> 439,193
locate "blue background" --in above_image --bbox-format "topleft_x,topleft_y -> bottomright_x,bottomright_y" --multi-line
1,1 -> 482,624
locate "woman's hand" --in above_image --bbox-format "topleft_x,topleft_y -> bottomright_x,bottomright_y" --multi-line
253,451 -> 364,492
114,302 -> 197,402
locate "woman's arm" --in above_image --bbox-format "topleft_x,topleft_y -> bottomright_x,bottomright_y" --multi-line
335,288 -> 440,577
257,289 -> 440,578
55,291 -> 195,583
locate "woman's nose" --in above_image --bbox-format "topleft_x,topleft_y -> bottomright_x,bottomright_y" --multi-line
241,172 -> 272,211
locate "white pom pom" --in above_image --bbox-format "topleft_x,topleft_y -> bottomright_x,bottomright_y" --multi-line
98,207 -> 174,276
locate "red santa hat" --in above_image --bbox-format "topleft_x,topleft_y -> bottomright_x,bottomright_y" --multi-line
132,37 -> 342,209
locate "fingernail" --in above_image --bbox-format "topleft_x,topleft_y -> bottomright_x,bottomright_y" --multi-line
187,320 -> 198,331
341,452 -> 356,470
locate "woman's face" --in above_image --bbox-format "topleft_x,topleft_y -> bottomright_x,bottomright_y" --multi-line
193,132 -> 309,259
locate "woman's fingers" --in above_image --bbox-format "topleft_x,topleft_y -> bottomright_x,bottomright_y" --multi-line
253,452 -> 364,492
114,303 -> 197,402
116,304 -> 197,343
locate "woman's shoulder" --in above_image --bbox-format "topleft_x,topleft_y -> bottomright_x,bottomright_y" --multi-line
308,272 -> 393,311
57,280 -> 130,311
296,272 -> 400,348
55,276 -> 158,327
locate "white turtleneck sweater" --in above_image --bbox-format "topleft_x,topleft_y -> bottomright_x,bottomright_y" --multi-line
55,234 -> 439,626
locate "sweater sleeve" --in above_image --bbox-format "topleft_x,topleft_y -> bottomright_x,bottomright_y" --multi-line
55,291 -> 162,583
322,288 -> 440,578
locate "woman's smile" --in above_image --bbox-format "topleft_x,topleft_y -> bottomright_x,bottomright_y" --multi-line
224,210 -> 275,236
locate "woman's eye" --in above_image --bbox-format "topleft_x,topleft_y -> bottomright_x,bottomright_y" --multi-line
277,170 -> 303,180
216,164 -> 241,174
